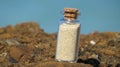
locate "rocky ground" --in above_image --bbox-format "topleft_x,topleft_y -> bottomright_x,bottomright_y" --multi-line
0,22 -> 120,67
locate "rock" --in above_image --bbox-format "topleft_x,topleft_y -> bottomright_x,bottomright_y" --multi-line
116,33 -> 120,38
98,40 -> 106,46
0,63 -> 5,67
100,49 -> 115,56
0,52 -> 7,57
0,46 -> 7,62
0,44 -> 5,50
99,62 -> 107,67
77,58 -> 100,67
0,56 -> 6,62
90,40 -> 96,45
4,25 -> 15,33
18,36 -> 33,43
115,63 -> 120,67
15,22 -> 41,33
88,54 -> 100,62
35,61 -> 93,67
9,46 -> 24,62
0,33 -> 12,39
0,28 -> 4,34
107,64 -> 113,67
5,39 -> 20,45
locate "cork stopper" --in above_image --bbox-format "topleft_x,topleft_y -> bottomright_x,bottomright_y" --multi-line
64,8 -> 80,20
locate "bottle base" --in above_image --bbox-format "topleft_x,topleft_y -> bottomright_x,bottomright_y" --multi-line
55,59 -> 77,63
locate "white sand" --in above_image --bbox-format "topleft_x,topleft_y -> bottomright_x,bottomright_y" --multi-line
56,22 -> 80,62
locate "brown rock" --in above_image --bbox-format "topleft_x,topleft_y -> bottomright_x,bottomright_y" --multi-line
0,57 -> 5,62
15,22 -> 41,33
98,40 -> 107,46
9,46 -> 24,61
0,44 -> 5,50
0,46 -> 7,63
0,28 -> 4,34
5,25 -> 15,33
35,61 -> 93,67
18,36 -> 33,43
100,49 -> 116,56
0,33 -> 12,39
99,62 -> 107,67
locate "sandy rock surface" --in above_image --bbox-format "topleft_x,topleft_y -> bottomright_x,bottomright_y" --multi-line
35,61 -> 93,67
0,22 -> 120,67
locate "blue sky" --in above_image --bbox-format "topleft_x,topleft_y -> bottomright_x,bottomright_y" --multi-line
0,0 -> 120,34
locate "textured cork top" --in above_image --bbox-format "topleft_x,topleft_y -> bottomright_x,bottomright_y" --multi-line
64,8 -> 80,20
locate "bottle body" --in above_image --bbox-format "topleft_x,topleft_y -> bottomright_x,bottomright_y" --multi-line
55,20 -> 80,62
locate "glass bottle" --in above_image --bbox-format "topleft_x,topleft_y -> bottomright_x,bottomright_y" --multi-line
55,8 -> 81,63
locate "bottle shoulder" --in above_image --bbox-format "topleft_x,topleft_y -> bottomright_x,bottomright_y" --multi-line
59,22 -> 80,29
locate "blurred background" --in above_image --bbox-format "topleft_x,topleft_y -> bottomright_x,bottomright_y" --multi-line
0,0 -> 120,34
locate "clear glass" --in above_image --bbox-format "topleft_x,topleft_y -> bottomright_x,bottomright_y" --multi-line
55,19 -> 80,63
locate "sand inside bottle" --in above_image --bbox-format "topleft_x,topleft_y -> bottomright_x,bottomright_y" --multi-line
56,22 -> 80,62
